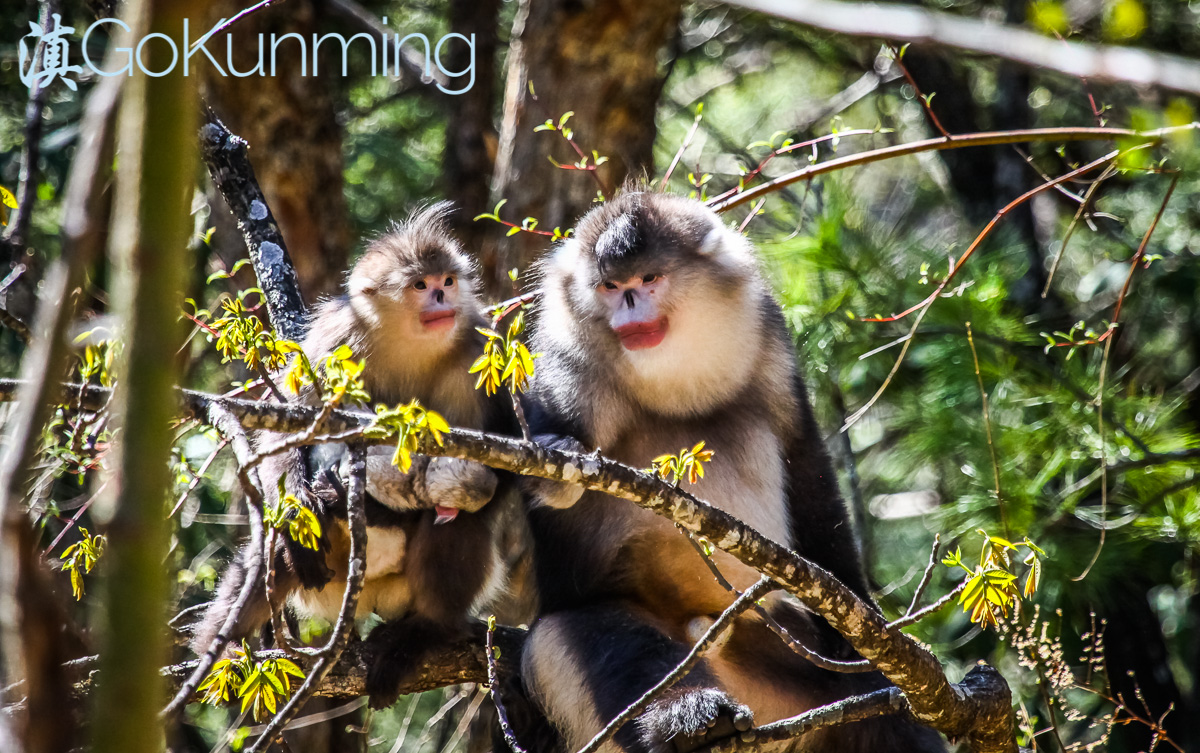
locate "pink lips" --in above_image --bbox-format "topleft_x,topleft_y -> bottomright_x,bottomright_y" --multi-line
615,318 -> 669,350
419,309 -> 456,328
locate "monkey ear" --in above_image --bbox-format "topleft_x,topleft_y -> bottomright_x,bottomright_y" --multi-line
697,226 -> 725,256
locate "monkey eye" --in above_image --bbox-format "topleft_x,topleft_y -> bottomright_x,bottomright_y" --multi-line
642,274 -> 658,284
414,280 -> 427,290
602,281 -> 618,291
445,276 -> 455,286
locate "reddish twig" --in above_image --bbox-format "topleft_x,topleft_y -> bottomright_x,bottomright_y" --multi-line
1072,172 -> 1180,582
887,44 -> 952,140
843,150 -> 1122,430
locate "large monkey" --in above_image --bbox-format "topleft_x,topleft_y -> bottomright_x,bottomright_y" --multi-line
519,193 -> 942,752
194,204 -> 524,708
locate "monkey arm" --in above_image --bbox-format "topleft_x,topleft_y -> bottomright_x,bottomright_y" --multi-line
520,434 -> 588,509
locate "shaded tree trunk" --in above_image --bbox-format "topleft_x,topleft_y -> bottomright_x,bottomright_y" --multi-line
203,0 -> 351,304
444,0 -> 503,253
489,0 -> 683,294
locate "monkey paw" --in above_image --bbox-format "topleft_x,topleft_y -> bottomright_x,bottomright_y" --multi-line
425,457 -> 498,513
521,434 -> 589,509
638,687 -> 753,753
363,616 -> 454,710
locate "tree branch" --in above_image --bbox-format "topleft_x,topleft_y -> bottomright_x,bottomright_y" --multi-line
728,0 -> 1200,97
199,109 -> 307,341
707,124 -> 1192,213
7,380 -> 1015,751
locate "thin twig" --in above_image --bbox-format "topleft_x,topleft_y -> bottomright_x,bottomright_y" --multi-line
966,323 -> 1008,538
575,577 -> 776,753
691,687 -> 909,753
661,108 -> 705,188
192,0 -> 287,49
681,532 -> 871,672
1042,163 -> 1118,298
486,617 -> 528,753
246,443 -> 367,752
263,530 -> 303,660
904,535 -> 941,618
162,404 -> 266,722
708,124 -> 1191,213
1073,173 -> 1179,582
169,438 -> 229,519
842,150 -> 1122,430
887,580 -> 968,631
887,44 -> 952,140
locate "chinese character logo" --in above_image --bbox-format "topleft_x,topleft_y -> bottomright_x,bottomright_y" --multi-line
18,13 -> 82,91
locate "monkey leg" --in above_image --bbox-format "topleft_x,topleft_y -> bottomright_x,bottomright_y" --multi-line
521,434 -> 588,510
364,507 -> 502,709
523,605 -> 753,753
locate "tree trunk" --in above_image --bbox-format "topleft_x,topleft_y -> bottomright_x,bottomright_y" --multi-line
489,0 -> 683,294
90,1 -> 199,752
443,0 -> 503,253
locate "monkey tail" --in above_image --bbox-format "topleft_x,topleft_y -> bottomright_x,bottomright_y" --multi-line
189,542 -> 275,656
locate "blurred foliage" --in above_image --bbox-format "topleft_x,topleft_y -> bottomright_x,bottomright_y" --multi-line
4,0 -> 1200,750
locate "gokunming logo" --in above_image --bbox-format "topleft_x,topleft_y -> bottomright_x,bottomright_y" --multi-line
18,13 -> 477,94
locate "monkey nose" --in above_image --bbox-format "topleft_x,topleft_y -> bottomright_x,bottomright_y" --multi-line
434,289 -> 445,304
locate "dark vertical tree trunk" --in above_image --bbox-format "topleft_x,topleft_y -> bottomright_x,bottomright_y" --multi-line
203,0 -> 351,304
444,0 -> 502,254
489,0 -> 683,294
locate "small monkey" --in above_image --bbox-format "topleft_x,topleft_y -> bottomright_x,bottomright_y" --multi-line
517,192 -> 942,752
194,203 -> 524,708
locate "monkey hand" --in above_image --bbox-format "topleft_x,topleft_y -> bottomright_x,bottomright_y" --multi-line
424,457 -> 498,514
361,447 -> 428,511
639,687 -> 754,753
521,434 -> 588,509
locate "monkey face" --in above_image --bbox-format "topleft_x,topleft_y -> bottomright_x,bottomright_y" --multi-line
346,203 -> 481,351
597,272 -> 671,351
538,192 -> 767,414
408,272 -> 462,333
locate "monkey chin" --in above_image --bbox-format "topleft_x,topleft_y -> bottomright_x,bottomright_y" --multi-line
616,317 -> 669,351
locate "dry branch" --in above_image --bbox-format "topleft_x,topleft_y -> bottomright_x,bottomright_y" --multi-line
707,125 -> 1193,213
200,110 -> 306,341
728,0 -> 1200,97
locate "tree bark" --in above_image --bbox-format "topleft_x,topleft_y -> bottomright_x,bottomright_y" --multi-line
443,0 -> 503,253
202,0 -> 351,304
489,0 -> 683,293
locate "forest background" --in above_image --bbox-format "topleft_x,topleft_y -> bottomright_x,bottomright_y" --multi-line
1,0 -> 1199,752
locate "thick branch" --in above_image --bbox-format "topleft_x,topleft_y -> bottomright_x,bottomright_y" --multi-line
728,0 -> 1200,97
4,380 -> 1013,750
199,109 -> 306,341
